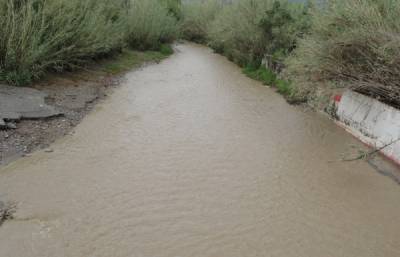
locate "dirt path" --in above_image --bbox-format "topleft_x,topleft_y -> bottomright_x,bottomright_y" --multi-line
0,44 -> 399,257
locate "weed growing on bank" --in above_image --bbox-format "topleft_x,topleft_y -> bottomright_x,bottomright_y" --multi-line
207,0 -> 311,69
126,0 -> 179,50
100,45 -> 173,75
0,0 -> 178,86
243,66 -> 277,86
285,0 -> 400,107
180,0 -> 308,99
181,0 -> 400,108
180,0 -> 222,43
243,65 -> 293,97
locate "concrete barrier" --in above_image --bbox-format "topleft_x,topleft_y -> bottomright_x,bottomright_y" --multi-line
335,90 -> 400,165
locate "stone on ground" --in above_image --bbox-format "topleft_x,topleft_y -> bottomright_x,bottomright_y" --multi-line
0,85 -> 62,126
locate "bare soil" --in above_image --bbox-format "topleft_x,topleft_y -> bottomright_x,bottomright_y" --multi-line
0,71 -> 121,166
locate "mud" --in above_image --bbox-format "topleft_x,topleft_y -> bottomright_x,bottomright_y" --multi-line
0,71 -> 120,166
0,44 -> 399,257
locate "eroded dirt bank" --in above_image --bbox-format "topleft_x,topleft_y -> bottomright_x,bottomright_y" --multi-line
0,44 -> 399,257
0,72 -> 119,165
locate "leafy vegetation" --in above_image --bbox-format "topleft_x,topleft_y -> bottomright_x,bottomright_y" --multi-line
181,0 -> 400,108
243,65 -> 293,97
180,0 -> 221,43
100,46 -> 173,75
207,0 -> 311,69
0,0 -> 179,86
3,0 -> 399,109
126,0 -> 179,50
285,0 -> 400,107
201,0 -> 309,98
243,65 -> 277,86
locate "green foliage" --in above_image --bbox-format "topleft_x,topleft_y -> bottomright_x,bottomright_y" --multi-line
243,64 -> 293,97
161,0 -> 182,19
275,79 -> 292,96
179,0 -> 308,101
126,0 -> 179,51
180,0 -> 221,43
285,0 -> 400,106
159,44 -> 174,56
0,0 -> 128,85
260,1 -> 311,71
243,65 -> 277,86
100,48 -> 172,75
0,0 -> 178,86
207,0 -> 311,68
208,0 -> 274,66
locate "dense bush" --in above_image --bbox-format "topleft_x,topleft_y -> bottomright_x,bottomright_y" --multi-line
126,0 -> 179,50
0,0 -> 127,85
208,0 -> 274,67
285,0 -> 400,106
259,1 -> 311,71
192,0 -> 310,99
161,0 -> 182,19
207,0 -> 310,69
180,0 -> 221,43
0,0 -> 179,85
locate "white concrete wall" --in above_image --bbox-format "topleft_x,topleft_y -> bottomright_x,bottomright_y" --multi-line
336,90 -> 400,165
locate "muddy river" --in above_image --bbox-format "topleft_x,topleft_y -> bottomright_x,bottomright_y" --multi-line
0,44 -> 399,257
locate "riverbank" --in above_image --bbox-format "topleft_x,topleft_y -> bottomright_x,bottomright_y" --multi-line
0,44 -> 399,257
0,48 -> 173,166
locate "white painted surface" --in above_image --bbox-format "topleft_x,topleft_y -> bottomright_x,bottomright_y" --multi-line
336,90 -> 400,164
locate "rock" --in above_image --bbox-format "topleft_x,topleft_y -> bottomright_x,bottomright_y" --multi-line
0,84 -> 63,122
45,148 -> 54,153
0,119 -> 5,129
6,122 -> 17,129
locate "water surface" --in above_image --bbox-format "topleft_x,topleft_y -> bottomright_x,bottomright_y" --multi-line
0,44 -> 399,257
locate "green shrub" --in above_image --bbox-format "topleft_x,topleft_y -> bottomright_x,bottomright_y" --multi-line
0,0 -> 178,86
207,0 -> 311,68
126,0 -> 178,50
161,0 -> 182,19
243,64 -> 293,97
0,0 -> 127,85
159,44 -> 174,56
208,0 -> 274,66
243,65 -> 277,86
275,79 -> 293,96
285,0 -> 400,106
260,1 -> 311,71
180,0 -> 221,43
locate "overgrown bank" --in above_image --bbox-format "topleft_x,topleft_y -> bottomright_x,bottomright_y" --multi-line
180,0 -> 400,109
0,0 -> 178,165
0,47 -> 173,165
0,0 -> 180,86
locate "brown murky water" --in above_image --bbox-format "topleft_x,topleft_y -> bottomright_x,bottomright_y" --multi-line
0,44 -> 400,257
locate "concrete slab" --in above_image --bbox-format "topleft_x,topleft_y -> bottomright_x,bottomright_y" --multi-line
0,85 -> 62,122
336,90 -> 400,165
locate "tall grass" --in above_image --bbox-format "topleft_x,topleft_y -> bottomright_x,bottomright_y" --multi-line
207,0 -> 311,69
0,0 -> 179,86
197,0 -> 311,99
180,0 -> 221,43
126,0 -> 179,50
182,0 -> 400,108
208,0 -> 275,66
285,0 -> 400,106
0,0 -> 127,85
